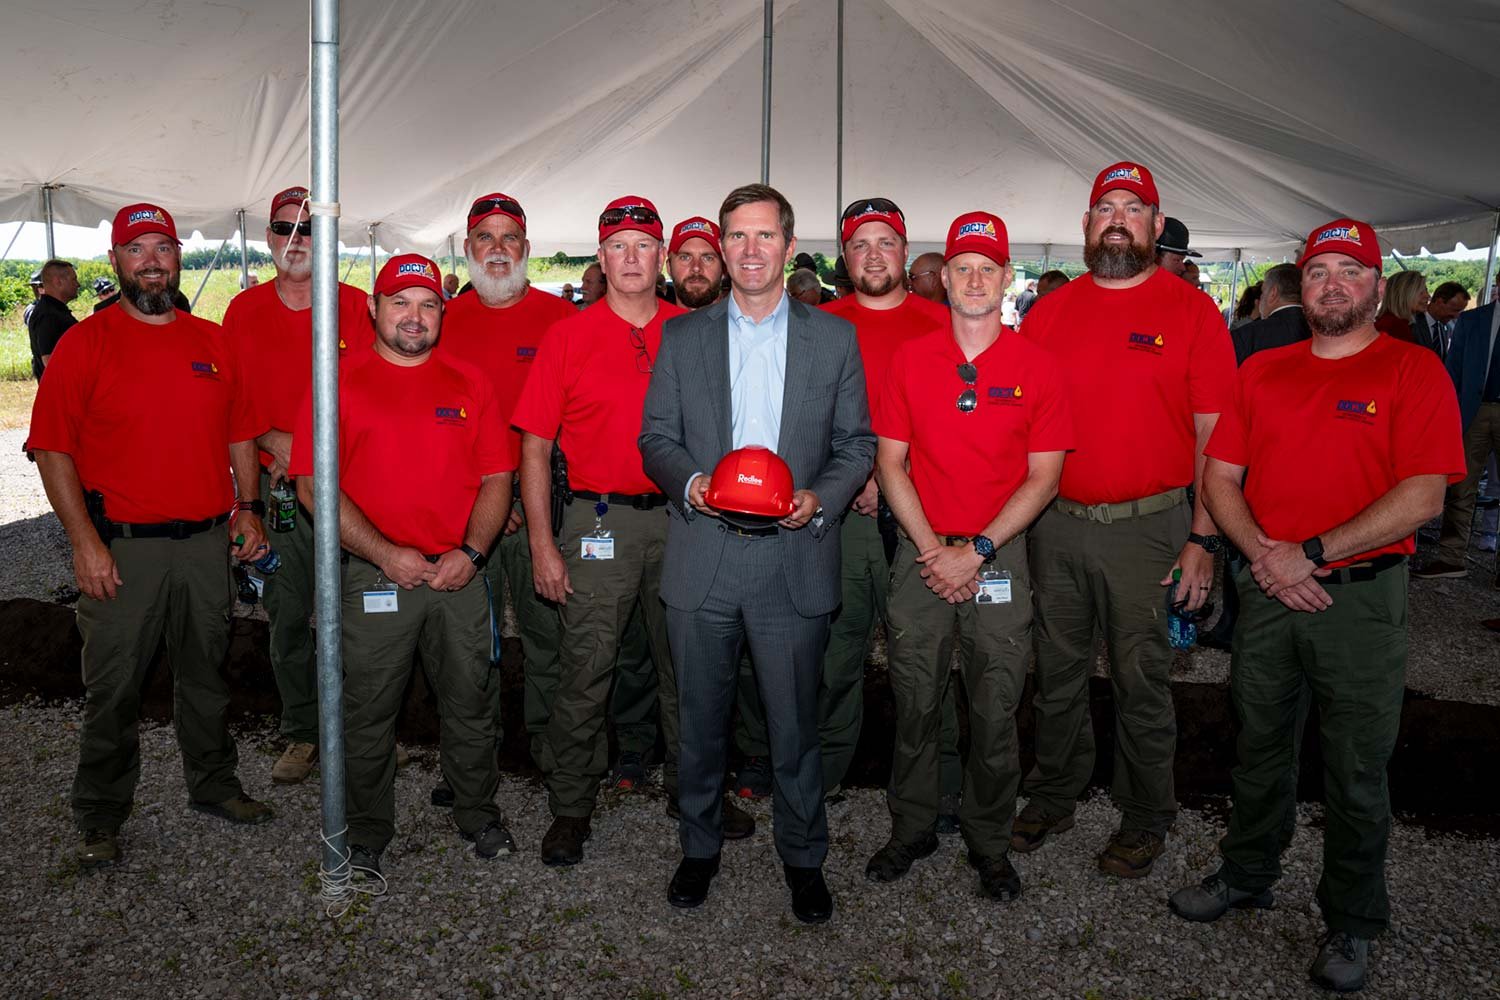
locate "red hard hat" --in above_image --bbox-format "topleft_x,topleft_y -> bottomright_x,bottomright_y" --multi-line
706,446 -> 795,520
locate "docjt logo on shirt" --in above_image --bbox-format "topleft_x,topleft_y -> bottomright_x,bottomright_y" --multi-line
1334,398 -> 1378,424
435,405 -> 469,426
515,346 -> 537,364
1127,331 -> 1165,355
987,384 -> 1024,406
190,360 -> 221,379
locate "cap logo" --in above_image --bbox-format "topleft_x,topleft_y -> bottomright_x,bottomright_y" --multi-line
283,189 -> 308,202
680,221 -> 712,234
956,220 -> 998,240
129,208 -> 167,226
1313,224 -> 1361,247
397,261 -> 436,279
1102,166 -> 1143,185
736,473 -> 763,486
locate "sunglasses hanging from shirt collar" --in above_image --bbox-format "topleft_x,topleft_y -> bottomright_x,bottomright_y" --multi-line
956,362 -> 978,413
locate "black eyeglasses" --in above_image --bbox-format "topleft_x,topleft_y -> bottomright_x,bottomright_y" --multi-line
269,220 -> 313,237
956,362 -> 978,413
470,197 -> 526,224
600,206 -> 661,229
629,327 -> 653,374
841,197 -> 905,223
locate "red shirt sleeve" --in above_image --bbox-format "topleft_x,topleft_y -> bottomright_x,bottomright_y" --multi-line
287,387 -> 316,478
26,322 -> 95,456
1025,350 -> 1075,454
1204,363 -> 1253,467
1392,350 -> 1467,483
509,320 -> 567,439
1187,297 -> 1236,414
872,345 -> 913,442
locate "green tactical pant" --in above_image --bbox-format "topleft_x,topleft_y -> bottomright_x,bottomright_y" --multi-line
1023,500 -> 1188,836
608,600 -> 666,759
739,512 -> 962,796
342,556 -> 500,853
886,534 -> 1031,856
1437,401 -> 1500,568
73,529 -> 243,831
1219,561 -> 1408,938
539,502 -> 675,816
490,517 -> 560,762
257,470 -> 318,744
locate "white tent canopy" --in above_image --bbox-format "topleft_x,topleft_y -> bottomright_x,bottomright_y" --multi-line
5,0 -> 1499,260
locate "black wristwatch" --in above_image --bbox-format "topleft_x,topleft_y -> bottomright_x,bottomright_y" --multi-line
1187,532 -> 1221,554
1301,536 -> 1328,568
973,535 -> 997,564
461,544 -> 487,569
235,499 -> 266,516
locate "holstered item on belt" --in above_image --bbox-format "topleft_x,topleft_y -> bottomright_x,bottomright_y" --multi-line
876,496 -> 898,566
1053,486 -> 1187,525
85,490 -> 112,546
549,443 -> 571,540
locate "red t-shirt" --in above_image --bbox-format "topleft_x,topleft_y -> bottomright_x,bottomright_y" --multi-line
220,279 -> 372,469
510,298 -> 686,494
28,307 -> 263,523
877,327 -> 1075,537
439,286 -> 576,459
1206,334 -> 1465,567
823,292 -> 948,415
1024,268 -> 1235,505
288,345 -> 513,554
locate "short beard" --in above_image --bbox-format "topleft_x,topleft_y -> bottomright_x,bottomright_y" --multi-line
1308,285 -> 1380,338
674,277 -> 719,309
272,244 -> 312,280
468,251 -> 528,304
120,270 -> 180,316
853,271 -> 898,297
381,326 -> 434,356
951,298 -> 999,320
1084,227 -> 1154,280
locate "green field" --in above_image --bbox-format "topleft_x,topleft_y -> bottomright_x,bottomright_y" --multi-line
0,256 -> 596,381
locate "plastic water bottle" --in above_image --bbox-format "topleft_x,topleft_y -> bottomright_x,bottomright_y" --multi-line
1167,567 -> 1196,650
234,535 -> 281,575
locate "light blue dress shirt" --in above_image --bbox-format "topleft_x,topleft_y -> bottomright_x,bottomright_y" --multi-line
726,289 -> 789,449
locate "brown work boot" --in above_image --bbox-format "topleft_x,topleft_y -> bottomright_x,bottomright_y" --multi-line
1098,828 -> 1165,878
76,828 -> 120,869
190,793 -> 276,825
271,742 -> 318,784
540,815 -> 592,866
1010,801 -> 1075,854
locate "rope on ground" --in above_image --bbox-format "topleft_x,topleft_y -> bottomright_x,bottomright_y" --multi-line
318,825 -> 386,918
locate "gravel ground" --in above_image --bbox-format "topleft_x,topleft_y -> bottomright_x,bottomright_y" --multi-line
1,700 -> 1497,1000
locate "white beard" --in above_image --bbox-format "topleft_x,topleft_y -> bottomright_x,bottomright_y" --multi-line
468,250 -> 529,304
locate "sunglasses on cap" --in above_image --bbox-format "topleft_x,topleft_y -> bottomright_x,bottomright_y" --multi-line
840,197 -> 905,223
956,362 -> 978,413
471,196 -> 526,223
269,220 -> 313,237
599,206 -> 661,229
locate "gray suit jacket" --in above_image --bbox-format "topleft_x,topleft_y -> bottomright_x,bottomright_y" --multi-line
639,295 -> 875,617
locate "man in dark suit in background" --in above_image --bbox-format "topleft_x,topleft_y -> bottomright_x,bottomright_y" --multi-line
1229,263 -> 1309,367
1410,281 -> 1470,360
639,183 -> 875,924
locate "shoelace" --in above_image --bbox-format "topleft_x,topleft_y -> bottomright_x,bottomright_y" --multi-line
1324,931 -> 1359,961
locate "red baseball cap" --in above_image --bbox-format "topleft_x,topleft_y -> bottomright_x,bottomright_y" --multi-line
840,198 -> 907,245
269,186 -> 310,220
467,192 -> 526,234
668,217 -> 721,255
598,196 -> 663,244
944,211 -> 1010,266
1297,218 -> 1382,270
111,203 -> 180,246
1089,161 -> 1160,209
374,253 -> 444,299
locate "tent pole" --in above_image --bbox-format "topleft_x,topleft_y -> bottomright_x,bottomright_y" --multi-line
0,222 -> 24,263
448,234 -> 457,286
190,237 -> 231,311
834,0 -> 843,238
368,225 -> 378,288
1483,211 -> 1500,305
1042,243 -> 1051,273
761,1 -> 773,184
42,185 -> 56,260
237,208 -> 250,290
1390,249 -> 1407,271
310,0 -> 350,904
1226,249 -> 1241,318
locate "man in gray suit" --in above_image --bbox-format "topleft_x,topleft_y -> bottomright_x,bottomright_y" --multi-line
639,184 -> 875,923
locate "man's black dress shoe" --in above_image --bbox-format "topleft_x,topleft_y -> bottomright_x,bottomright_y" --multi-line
784,864 -> 833,924
668,854 -> 721,909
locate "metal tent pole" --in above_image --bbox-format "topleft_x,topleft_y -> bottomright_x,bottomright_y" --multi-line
237,208 -> 250,289
761,1 -> 773,184
190,237 -> 231,311
311,0 -> 349,899
42,186 -> 56,259
1042,244 -> 1051,272
1483,211 -> 1500,305
1226,249 -> 1242,318
0,222 -> 24,263
448,234 -> 457,286
834,0 -> 843,237
368,225 -> 379,288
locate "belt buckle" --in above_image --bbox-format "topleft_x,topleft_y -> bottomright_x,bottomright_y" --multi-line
169,521 -> 191,540
1090,502 -> 1113,525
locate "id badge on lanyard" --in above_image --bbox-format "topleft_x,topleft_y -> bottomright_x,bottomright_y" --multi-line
975,569 -> 1012,605
582,500 -> 615,560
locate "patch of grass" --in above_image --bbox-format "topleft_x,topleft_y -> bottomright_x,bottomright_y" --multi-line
466,979 -> 495,999
46,856 -> 80,889
673,967 -> 697,990
943,969 -> 971,999
559,904 -> 589,924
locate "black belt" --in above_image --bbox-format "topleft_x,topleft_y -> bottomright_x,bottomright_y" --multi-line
571,489 -> 668,510
1320,553 -> 1406,586
722,521 -> 778,539
108,512 -> 230,540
